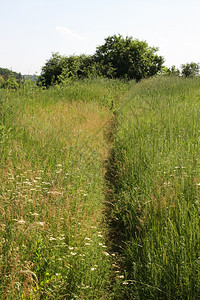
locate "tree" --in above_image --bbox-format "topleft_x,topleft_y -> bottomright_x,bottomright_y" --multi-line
37,53 -> 64,87
37,53 -> 101,87
161,65 -> 180,77
181,62 -> 199,77
0,67 -> 22,82
93,34 -> 164,81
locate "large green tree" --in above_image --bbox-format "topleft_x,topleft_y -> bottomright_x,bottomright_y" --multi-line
94,34 -> 164,81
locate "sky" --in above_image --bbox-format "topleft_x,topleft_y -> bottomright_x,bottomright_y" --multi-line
0,0 -> 200,74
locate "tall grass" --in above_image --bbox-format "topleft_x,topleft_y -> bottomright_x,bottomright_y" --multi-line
109,77 -> 200,299
2,76 -> 199,299
0,79 -> 130,299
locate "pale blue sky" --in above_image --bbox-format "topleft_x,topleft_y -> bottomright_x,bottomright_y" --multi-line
1,0 -> 200,74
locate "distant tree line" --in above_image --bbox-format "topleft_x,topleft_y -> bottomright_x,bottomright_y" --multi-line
163,62 -> 200,77
37,35 -> 165,87
0,68 -> 38,89
1,35 -> 200,89
0,67 -> 22,81
37,35 -> 200,87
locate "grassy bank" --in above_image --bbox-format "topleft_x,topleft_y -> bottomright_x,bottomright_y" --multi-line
109,77 -> 200,299
0,79 -> 130,299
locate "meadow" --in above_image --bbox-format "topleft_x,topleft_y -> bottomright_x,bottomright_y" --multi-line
0,77 -> 200,299
109,77 -> 200,299
0,79 -> 130,299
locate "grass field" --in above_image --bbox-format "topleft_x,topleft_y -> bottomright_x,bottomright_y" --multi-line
0,77 -> 200,299
109,77 -> 200,299
0,79 -> 130,299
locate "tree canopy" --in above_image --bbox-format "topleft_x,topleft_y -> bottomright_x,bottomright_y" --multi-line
94,35 -> 164,81
181,62 -> 199,77
37,35 -> 165,87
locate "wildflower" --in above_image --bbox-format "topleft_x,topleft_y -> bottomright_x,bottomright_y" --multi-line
122,281 -> 129,285
70,252 -> 77,256
91,267 -> 96,271
18,219 -> 25,225
102,251 -> 110,256
68,246 -> 74,250
81,285 -> 90,289
49,237 -> 56,241
85,243 -> 91,246
56,169 -> 62,174
36,222 -> 44,226
117,275 -> 124,279
30,212 -> 39,216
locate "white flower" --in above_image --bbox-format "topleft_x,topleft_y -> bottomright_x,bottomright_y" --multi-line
30,212 -> 39,216
18,219 -> 25,224
117,275 -> 124,279
36,222 -> 45,226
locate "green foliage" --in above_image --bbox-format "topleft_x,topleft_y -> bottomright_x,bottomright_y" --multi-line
38,35 -> 164,87
162,65 -> 180,76
94,34 -> 164,81
37,53 -> 101,87
0,67 -> 23,89
0,67 -> 22,81
181,62 -> 200,77
2,77 -> 19,89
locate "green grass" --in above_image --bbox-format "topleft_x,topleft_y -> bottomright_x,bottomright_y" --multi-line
1,77 -> 200,299
109,76 -> 200,299
0,79 -> 130,299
